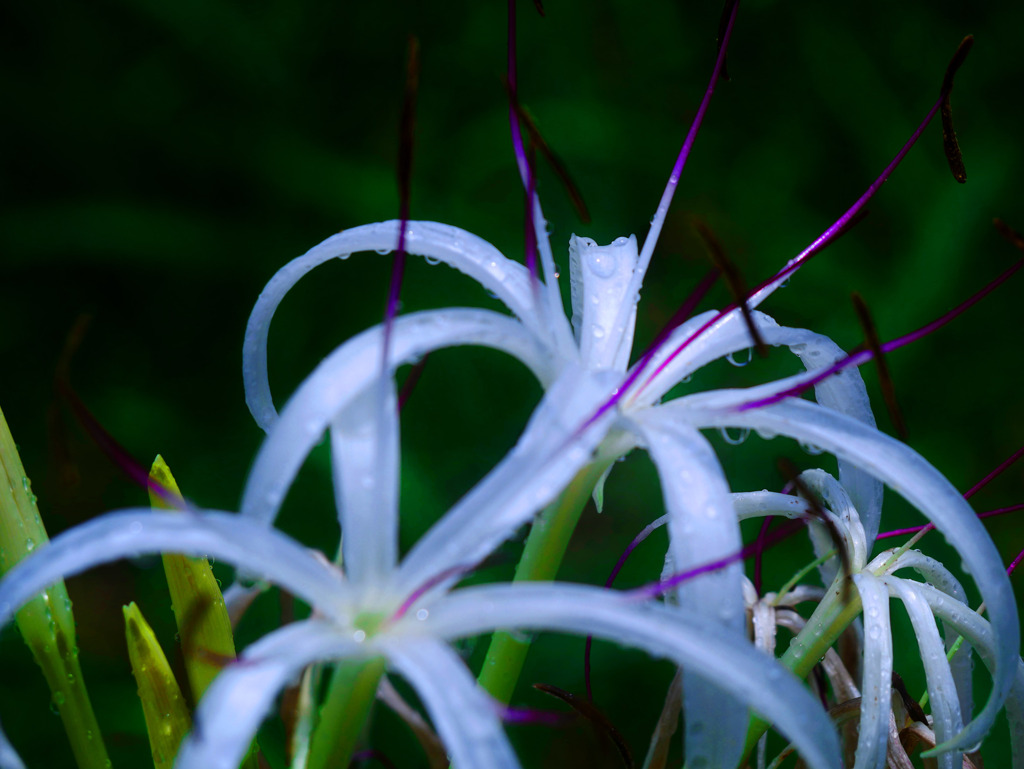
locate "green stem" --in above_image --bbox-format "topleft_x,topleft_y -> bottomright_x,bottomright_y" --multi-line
306,657 -> 386,769
477,460 -> 611,704
741,580 -> 863,762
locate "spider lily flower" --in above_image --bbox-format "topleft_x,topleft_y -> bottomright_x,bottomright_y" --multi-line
0,465 -> 845,769
235,11 -> 1004,767
727,471 -> 1024,769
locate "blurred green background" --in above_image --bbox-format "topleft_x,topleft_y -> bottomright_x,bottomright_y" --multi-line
1,0 -> 1022,766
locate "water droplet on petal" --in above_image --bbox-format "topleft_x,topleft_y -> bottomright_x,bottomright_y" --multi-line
424,255 -> 441,266
587,250 -> 617,278
719,427 -> 750,445
726,348 -> 753,367
416,608 -> 429,621
799,441 -> 825,456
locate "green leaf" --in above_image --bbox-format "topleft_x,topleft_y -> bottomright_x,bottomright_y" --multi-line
123,602 -> 191,769
0,405 -> 111,769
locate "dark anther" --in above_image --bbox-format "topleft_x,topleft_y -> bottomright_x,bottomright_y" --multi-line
505,82 -> 591,224
533,683 -> 634,768
891,672 -> 929,725
940,35 -> 973,184
716,0 -> 739,81
850,292 -> 908,441
994,218 -> 1024,253
777,458 -> 852,604
693,219 -> 768,358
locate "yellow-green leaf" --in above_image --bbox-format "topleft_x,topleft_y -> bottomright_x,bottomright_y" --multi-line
0,405 -> 110,769
149,455 -> 237,701
123,602 -> 191,768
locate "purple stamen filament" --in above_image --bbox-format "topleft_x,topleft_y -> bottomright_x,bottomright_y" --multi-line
631,92 -> 948,404
735,258 -> 1023,412
387,562 -> 476,623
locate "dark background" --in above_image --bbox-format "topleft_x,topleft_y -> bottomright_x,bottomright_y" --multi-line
1,0 -> 1022,766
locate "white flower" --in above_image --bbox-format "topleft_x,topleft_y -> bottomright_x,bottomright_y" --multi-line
732,469 -> 1024,769
0,414 -> 844,769
235,48 -> 1018,769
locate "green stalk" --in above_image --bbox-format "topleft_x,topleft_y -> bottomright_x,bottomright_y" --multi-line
0,406 -> 110,769
741,579 -> 864,762
306,657 -> 387,769
477,459 -> 612,703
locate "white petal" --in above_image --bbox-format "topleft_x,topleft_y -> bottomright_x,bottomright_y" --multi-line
243,222 -> 548,431
0,512 -> 351,769
635,315 -> 882,542
908,582 -> 1024,767
732,490 -> 812,522
395,364 -> 618,596
0,511 -> 349,630
887,551 -> 972,730
176,620 -> 364,769
668,394 -> 1019,751
240,308 -> 556,525
628,412 -> 747,769
417,583 -> 842,769
883,578 -> 963,769
0,737 -> 24,769
850,572 -> 893,769
568,234 -> 639,372
381,637 -> 519,769
799,469 -> 868,582
331,381 -> 399,586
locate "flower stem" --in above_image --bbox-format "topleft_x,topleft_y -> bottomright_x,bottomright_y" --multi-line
306,656 -> 386,769
477,459 -> 611,704
741,579 -> 863,761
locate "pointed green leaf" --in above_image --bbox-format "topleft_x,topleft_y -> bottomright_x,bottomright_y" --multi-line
149,456 -> 237,701
0,405 -> 110,769
123,602 -> 191,768
149,457 -> 260,769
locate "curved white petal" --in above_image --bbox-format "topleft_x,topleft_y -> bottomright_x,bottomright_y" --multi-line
628,411 -> 747,769
799,469 -> 868,581
244,222 -> 549,431
887,551 -> 973,725
635,315 -> 882,542
395,364 -> 618,596
667,394 -> 1019,752
851,572 -> 894,769
415,583 -> 842,769
177,620 -> 364,769
884,578 -> 963,769
0,512 -> 351,769
568,234 -> 639,372
381,637 -> 519,769
331,381 -> 399,586
240,308 -> 556,525
906,582 -> 1024,766
0,511 -> 349,629
732,490 -> 813,522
